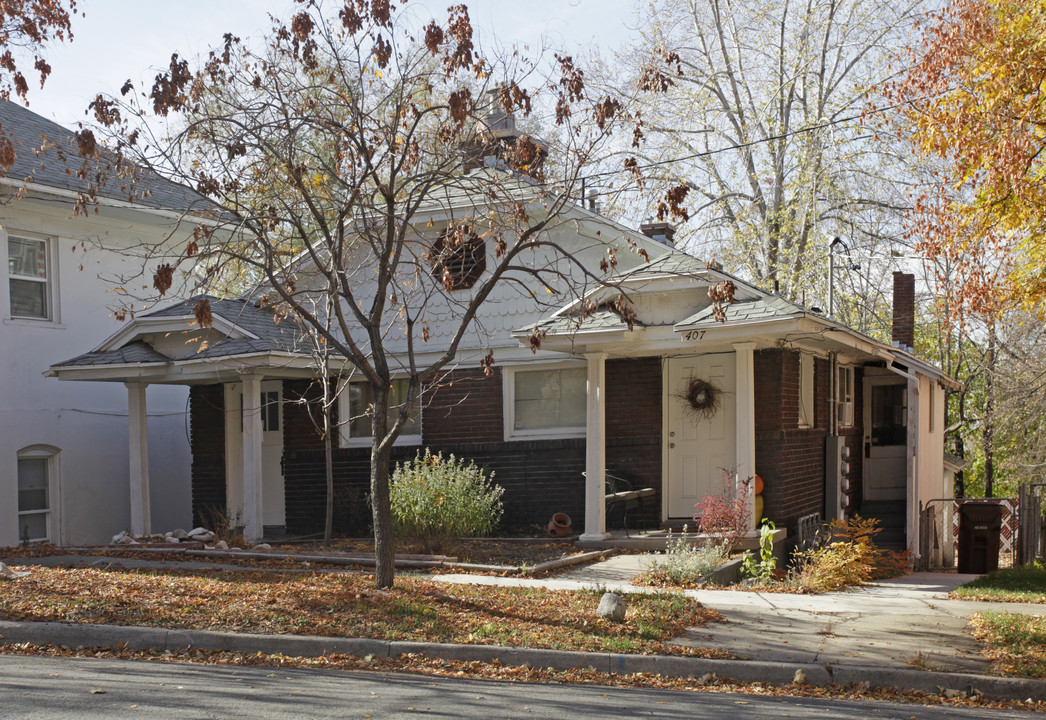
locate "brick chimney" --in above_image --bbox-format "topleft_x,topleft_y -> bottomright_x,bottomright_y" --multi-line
639,221 -> 676,245
892,271 -> 915,352
461,104 -> 548,179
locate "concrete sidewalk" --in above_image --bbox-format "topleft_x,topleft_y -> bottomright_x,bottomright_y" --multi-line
433,558 -> 1046,677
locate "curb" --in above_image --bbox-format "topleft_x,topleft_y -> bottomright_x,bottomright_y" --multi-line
1,620 -> 1043,701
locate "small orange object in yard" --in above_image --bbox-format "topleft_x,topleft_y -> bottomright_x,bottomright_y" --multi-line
754,474 -> 764,495
547,512 -> 572,537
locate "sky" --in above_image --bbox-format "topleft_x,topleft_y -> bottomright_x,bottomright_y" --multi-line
24,0 -> 643,128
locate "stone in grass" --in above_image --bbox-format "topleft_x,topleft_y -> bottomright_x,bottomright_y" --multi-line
188,528 -> 216,543
596,592 -> 627,622
0,562 -> 29,580
111,531 -> 138,545
214,540 -> 229,550
252,543 -> 272,551
171,529 -> 189,540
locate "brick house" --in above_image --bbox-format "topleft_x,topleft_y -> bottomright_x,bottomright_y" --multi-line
47,159 -> 954,552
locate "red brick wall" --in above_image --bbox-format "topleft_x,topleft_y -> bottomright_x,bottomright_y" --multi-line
606,357 -> 662,527
282,379 -> 330,452
753,349 -> 829,534
189,384 -> 226,527
892,272 -> 916,349
423,368 -> 504,444
276,360 -> 665,536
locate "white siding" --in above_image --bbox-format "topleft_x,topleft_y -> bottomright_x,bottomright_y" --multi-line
0,197 -> 192,546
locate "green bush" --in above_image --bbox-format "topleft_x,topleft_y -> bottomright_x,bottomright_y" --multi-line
741,520 -> 777,582
389,449 -> 504,554
645,526 -> 731,586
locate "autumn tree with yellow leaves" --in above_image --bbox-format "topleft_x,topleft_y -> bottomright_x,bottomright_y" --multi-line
893,0 -> 1046,317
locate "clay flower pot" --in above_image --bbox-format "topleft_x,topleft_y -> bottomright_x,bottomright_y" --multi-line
547,512 -> 572,537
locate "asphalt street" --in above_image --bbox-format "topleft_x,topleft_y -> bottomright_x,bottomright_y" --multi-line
0,655 -> 1036,720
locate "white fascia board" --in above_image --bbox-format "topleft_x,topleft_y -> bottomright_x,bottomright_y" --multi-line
0,177 -> 221,225
674,313 -> 806,334
173,351 -> 338,369
800,317 -> 958,388
674,317 -> 803,346
95,313 -> 257,352
46,363 -> 172,382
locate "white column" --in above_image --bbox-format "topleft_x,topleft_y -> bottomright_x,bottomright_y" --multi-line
580,352 -> 610,541
126,382 -> 151,537
241,375 -> 264,543
733,343 -> 757,529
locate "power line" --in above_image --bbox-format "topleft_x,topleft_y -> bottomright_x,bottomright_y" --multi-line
574,98 -> 920,188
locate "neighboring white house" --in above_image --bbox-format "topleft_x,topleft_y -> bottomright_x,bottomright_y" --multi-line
0,101 -> 206,546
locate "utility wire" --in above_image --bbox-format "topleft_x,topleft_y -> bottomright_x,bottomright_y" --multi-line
573,97 -> 922,188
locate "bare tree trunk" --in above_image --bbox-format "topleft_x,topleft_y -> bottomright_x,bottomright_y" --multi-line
984,321 -> 997,498
323,392 -> 334,547
370,383 -> 395,588
371,440 -> 395,588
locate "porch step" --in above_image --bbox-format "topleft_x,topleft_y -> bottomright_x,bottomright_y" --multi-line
856,501 -> 906,550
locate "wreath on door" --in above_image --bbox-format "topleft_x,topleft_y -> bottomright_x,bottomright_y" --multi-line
678,376 -> 723,421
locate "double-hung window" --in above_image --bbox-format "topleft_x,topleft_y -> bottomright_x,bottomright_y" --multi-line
339,378 -> 421,446
799,353 -> 815,428
8,236 -> 50,320
17,446 -> 58,544
837,366 -> 855,427
505,365 -> 587,439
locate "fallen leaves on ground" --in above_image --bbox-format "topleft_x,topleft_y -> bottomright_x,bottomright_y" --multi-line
0,565 -> 724,656
285,539 -> 588,567
2,540 -> 604,575
1,641 -> 1041,714
970,612 -> 1046,678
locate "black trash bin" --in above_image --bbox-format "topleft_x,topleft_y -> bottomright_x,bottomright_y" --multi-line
957,502 -> 1003,574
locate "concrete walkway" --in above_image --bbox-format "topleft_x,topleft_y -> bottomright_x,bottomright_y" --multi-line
432,555 -> 1046,676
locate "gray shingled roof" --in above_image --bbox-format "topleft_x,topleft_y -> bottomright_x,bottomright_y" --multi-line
618,249 -> 710,279
678,296 -> 810,327
55,340 -> 170,368
533,308 -> 641,335
143,296 -> 309,355
52,296 -> 313,369
0,100 -> 212,214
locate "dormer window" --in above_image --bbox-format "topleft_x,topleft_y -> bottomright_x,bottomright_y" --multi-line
430,224 -> 485,291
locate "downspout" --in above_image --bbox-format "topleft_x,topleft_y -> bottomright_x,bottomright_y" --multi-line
829,352 -> 837,436
876,350 -> 920,555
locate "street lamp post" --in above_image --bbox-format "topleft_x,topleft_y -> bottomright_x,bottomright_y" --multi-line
829,236 -> 843,319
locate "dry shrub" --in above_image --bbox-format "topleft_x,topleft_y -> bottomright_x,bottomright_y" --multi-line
788,515 -> 909,593
694,469 -> 752,546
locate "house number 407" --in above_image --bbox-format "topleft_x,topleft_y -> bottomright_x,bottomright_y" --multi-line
684,330 -> 706,341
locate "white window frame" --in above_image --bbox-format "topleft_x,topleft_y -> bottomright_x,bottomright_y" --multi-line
16,445 -> 61,545
338,377 -> 422,448
837,365 -> 855,427
799,353 -> 815,428
4,231 -> 60,325
929,381 -> 936,434
503,362 -> 588,441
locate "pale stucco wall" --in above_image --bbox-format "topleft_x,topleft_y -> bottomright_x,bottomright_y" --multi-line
0,196 -> 192,547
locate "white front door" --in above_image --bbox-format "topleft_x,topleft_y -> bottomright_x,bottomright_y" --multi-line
259,381 -> 286,528
225,381 -> 286,529
666,354 -> 737,518
863,378 -> 907,502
